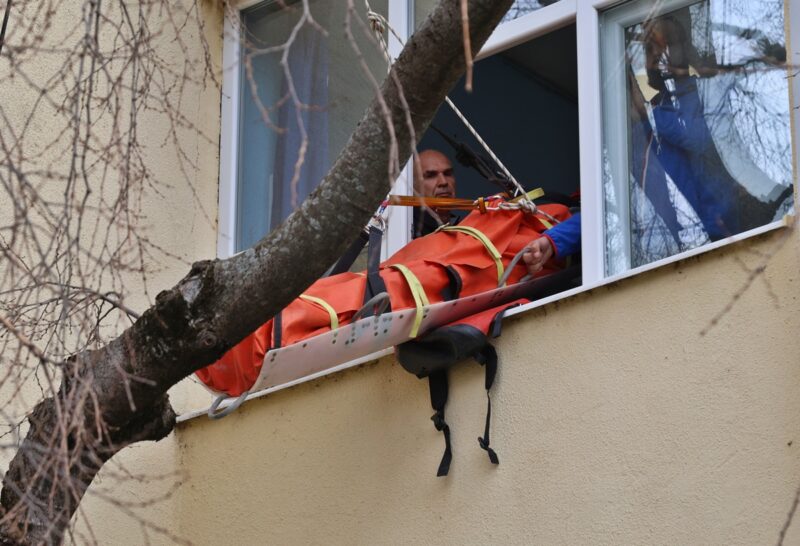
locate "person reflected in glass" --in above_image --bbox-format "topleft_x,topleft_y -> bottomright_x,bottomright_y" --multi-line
634,13 -> 791,242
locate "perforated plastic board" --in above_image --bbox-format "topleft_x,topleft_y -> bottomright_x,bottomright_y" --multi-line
249,279 -> 535,392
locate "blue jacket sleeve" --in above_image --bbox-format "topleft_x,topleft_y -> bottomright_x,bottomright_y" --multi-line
544,213 -> 581,258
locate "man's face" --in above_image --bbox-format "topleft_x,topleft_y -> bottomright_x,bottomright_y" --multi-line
414,151 -> 456,199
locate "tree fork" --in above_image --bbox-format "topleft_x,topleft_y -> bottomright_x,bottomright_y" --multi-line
0,0 -> 514,543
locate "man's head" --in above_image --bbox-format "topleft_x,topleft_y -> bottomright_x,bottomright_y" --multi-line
642,16 -> 690,90
414,149 -> 456,200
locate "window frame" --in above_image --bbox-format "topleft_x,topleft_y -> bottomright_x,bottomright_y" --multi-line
218,0 -> 412,260
201,0 -> 797,418
506,0 -> 797,319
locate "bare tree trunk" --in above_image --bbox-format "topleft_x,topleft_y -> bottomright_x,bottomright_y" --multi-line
0,0 -> 514,543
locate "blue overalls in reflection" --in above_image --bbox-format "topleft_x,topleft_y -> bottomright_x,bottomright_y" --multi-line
647,76 -> 740,241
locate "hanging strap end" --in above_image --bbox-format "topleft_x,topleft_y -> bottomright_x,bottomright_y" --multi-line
478,436 -> 500,465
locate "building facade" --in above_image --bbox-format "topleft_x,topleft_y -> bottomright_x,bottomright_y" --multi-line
2,0 -> 800,544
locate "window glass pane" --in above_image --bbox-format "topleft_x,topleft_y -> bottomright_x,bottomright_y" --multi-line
414,0 -> 562,29
600,0 -> 794,274
236,0 -> 388,251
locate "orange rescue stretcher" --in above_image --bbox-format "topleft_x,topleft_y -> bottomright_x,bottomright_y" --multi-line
196,200 -> 573,404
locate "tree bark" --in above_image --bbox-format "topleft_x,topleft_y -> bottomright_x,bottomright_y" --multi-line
0,0 -> 514,543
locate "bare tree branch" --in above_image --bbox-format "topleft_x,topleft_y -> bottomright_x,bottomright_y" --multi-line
0,0 -> 515,543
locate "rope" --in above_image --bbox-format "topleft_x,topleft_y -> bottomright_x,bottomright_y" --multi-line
442,95 -> 523,197
363,2 -> 559,223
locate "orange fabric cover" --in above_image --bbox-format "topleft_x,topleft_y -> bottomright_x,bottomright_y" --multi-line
196,204 -> 571,396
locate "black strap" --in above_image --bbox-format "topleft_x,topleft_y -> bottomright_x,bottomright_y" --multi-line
489,307 -> 506,339
474,345 -> 499,466
273,311 -> 283,349
363,226 -> 388,312
489,303 -> 522,339
428,370 -> 452,477
440,265 -> 463,302
328,230 -> 370,276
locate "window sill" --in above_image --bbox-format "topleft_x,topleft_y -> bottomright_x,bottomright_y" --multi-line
505,215 -> 794,319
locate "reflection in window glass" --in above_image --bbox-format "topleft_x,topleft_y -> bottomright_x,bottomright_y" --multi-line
501,0 -> 562,23
236,0 -> 388,251
600,0 -> 793,274
414,0 -> 561,28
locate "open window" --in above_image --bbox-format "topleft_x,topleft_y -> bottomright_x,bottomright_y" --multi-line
419,23 -> 578,206
416,21 -> 580,289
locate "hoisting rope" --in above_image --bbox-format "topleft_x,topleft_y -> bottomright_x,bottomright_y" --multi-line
363,1 -> 560,225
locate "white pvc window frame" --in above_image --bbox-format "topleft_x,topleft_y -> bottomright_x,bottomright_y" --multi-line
506,0 -> 798,319
217,0 -> 411,260
495,0 -> 797,297
425,0 -> 611,284
197,0 -> 797,420
221,0 -> 796,265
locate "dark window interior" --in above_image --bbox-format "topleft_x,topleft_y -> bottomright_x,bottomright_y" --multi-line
418,23 -> 579,209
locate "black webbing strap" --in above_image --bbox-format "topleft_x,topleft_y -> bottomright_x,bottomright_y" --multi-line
489,303 -> 521,339
328,230 -> 370,276
273,311 -> 283,349
474,345 -> 499,466
363,226 -> 388,312
428,370 -> 452,477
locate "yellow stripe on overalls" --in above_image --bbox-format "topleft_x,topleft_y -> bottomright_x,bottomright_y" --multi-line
440,225 -> 505,286
389,264 -> 429,338
299,295 -> 339,330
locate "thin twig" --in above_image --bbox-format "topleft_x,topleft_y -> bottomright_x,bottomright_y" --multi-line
0,313 -> 54,365
778,481 -> 800,545
0,0 -> 11,57
460,0 -> 473,92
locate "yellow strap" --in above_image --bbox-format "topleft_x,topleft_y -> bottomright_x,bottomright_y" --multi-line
538,217 -> 553,229
299,295 -> 339,330
390,264 -> 429,338
510,187 -> 545,203
441,225 -> 505,286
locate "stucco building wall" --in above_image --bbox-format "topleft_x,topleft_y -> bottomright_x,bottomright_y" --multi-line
2,0 -> 798,544
81,223 -> 800,545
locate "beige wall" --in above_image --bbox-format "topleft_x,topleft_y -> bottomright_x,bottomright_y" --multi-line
3,0 -> 799,544
81,223 -> 800,545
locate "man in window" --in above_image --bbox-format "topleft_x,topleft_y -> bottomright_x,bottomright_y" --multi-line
412,149 -> 460,238
413,148 -> 581,275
